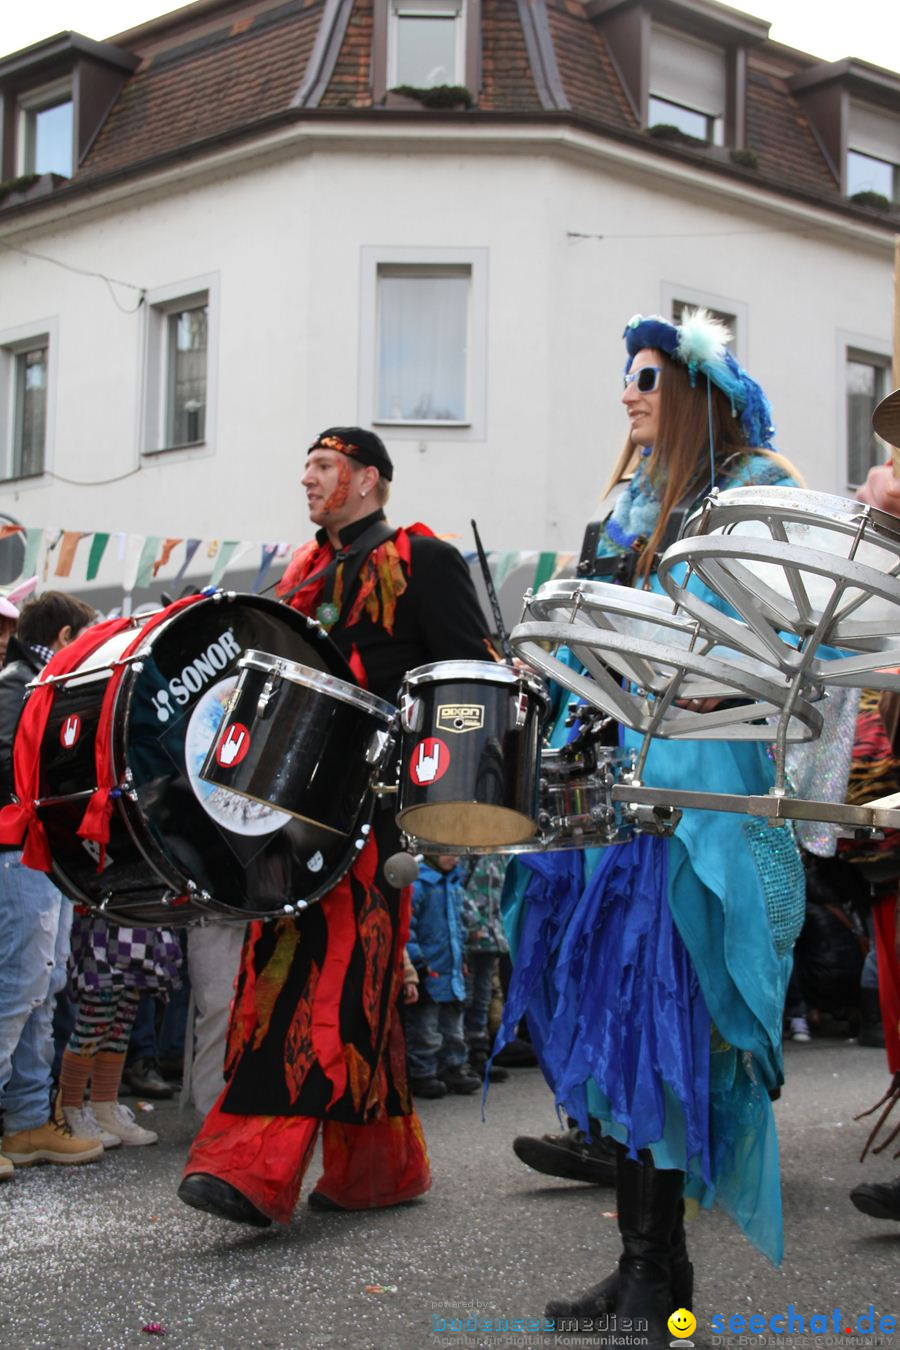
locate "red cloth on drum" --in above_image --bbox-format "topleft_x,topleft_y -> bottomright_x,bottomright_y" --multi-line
873,894 -> 900,1075
77,593 -> 205,867
0,617 -> 133,869
183,1098 -> 430,1224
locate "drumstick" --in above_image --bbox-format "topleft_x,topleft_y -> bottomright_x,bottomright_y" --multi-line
470,520 -> 514,664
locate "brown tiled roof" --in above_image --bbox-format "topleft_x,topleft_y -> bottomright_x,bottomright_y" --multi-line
745,65 -> 837,195
317,0 -> 373,108
546,0 -> 637,128
81,0 -> 324,178
479,0 -> 541,112
0,0 -> 894,228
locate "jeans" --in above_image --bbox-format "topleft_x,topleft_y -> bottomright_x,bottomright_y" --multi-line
406,999 -> 467,1078
0,852 -> 72,1133
464,951 -> 497,1041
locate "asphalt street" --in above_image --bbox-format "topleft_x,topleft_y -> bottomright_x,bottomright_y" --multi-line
0,1035 -> 896,1350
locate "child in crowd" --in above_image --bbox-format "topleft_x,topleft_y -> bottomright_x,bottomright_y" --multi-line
462,854 -> 510,1082
58,912 -> 181,1146
406,855 -> 480,1099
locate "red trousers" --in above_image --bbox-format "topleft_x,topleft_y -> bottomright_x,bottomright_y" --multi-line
183,1092 -> 431,1224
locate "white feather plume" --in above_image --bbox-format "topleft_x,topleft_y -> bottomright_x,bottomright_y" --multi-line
675,307 -> 732,368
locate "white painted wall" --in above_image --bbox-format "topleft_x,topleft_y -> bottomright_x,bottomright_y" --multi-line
0,127 -> 892,600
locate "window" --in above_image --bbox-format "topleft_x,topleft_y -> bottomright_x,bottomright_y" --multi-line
661,284 -> 747,363
17,82 -> 73,177
165,306 -> 208,447
359,246 -> 487,439
649,27 -> 726,145
389,0 -> 463,88
0,329 -> 52,482
377,266 -> 468,422
847,102 -> 899,202
141,278 -> 218,456
847,349 -> 891,487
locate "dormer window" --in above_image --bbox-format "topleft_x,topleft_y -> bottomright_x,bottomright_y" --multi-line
847,102 -> 898,202
649,27 -> 725,145
18,80 -> 73,177
390,0 -> 464,89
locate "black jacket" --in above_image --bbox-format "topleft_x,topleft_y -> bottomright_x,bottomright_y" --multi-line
0,634 -> 43,807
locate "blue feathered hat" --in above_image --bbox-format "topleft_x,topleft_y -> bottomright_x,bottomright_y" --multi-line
623,309 -> 775,448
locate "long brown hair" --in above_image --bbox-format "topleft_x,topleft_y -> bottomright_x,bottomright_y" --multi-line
604,351 -> 801,580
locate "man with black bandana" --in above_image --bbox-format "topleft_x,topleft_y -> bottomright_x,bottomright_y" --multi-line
178,426 -> 493,1227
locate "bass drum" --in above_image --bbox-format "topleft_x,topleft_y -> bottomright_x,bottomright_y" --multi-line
36,593 -> 361,924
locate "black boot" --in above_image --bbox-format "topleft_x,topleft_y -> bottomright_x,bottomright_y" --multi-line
614,1148 -> 685,1350
544,1147 -> 691,1324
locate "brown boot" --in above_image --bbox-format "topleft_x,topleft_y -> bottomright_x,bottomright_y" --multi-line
2,1117 -> 104,1166
0,1152 -> 13,1181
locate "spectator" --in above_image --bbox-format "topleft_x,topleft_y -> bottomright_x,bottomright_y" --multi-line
0,590 -> 103,1173
461,854 -> 510,1082
406,855 -> 481,1098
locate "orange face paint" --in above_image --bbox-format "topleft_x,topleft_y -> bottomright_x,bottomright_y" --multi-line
322,458 -> 353,514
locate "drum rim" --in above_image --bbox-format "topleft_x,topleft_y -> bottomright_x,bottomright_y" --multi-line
404,659 -> 547,697
529,578 -> 678,614
240,649 -> 397,721
683,485 -> 900,544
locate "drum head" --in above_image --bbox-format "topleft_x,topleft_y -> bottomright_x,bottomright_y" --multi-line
117,594 -> 363,916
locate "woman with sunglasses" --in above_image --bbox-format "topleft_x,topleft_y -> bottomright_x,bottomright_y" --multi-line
501,310 -> 804,1345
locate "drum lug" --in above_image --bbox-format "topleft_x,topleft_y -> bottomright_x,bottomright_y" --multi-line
400,692 -> 422,734
256,670 -> 283,718
514,690 -> 529,728
366,728 -> 394,766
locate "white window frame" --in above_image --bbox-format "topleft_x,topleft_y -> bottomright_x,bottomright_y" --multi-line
140,274 -> 219,458
16,79 -> 74,177
0,319 -> 57,486
660,283 -> 747,364
838,331 -> 892,491
388,0 -> 465,89
359,246 -> 487,441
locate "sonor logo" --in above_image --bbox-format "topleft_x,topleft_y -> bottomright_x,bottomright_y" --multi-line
151,629 -> 242,722
436,703 -> 484,734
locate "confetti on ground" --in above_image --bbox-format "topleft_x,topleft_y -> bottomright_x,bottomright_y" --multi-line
363,1284 -> 398,1295
601,1211 -> 617,1219
142,1323 -> 167,1334
135,1102 -> 155,1112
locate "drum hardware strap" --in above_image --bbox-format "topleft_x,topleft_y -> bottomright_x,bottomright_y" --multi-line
277,518 -> 397,615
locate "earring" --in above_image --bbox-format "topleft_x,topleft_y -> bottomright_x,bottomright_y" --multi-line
360,490 -> 368,498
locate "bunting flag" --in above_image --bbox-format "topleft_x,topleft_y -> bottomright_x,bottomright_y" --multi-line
86,532 -> 110,581
251,543 -> 279,594
153,537 -> 183,577
22,528 -> 43,581
0,520 -> 574,602
209,540 -> 240,587
54,531 -> 88,578
174,539 -> 202,586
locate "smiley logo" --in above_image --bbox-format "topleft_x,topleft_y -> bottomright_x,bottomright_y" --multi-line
667,1308 -> 697,1340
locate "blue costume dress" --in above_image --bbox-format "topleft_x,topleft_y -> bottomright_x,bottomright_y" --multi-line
500,452 -> 804,1265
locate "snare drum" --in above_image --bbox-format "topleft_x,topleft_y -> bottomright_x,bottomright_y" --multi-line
34,594 -> 361,924
399,744 -> 630,855
396,661 -> 548,847
661,486 -> 900,688
201,651 -> 396,836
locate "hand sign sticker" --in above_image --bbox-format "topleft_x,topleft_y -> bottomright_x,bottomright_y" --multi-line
409,737 -> 450,786
60,714 -> 81,749
215,722 -> 250,768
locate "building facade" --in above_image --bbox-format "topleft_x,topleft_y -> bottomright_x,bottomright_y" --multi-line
0,0 -> 897,601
